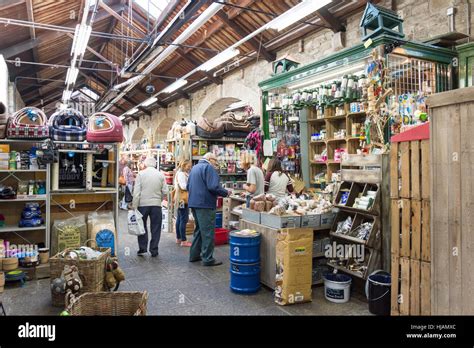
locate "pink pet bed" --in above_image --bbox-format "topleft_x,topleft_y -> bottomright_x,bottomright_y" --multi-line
86,112 -> 123,143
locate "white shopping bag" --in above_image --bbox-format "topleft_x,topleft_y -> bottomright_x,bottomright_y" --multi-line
128,209 -> 145,236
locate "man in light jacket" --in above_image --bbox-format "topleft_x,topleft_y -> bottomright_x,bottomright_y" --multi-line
132,157 -> 169,257
187,153 -> 230,266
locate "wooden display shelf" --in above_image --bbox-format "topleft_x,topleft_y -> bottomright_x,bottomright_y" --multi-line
310,160 -> 327,165
0,195 -> 47,202
327,263 -> 365,279
307,118 -> 325,123
325,115 -> 347,120
0,169 -> 47,173
329,232 -> 367,245
348,111 -> 367,117
310,140 -> 326,144
326,138 -> 346,143
0,225 -> 46,233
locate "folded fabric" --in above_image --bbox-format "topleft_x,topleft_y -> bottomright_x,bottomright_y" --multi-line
196,125 -> 224,139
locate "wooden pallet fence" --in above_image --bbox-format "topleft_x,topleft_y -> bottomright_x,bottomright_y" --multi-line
390,198 -> 430,261
390,133 -> 431,316
390,139 -> 430,200
390,255 -> 431,316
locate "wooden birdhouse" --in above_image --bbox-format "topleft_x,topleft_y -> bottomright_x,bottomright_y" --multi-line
360,3 -> 404,41
272,54 -> 300,75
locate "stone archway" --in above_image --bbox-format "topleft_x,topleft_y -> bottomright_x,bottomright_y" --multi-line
131,127 -> 145,143
153,117 -> 176,144
200,97 -> 241,122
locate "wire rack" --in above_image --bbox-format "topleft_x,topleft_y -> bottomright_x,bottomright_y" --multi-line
387,54 -> 451,96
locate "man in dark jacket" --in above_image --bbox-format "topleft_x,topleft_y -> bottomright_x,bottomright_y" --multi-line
187,152 -> 230,266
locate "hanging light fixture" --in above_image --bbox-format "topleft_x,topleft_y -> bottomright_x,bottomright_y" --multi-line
140,97 -> 158,107
162,79 -> 188,94
266,0 -> 333,32
199,48 -> 240,72
126,108 -> 139,115
64,67 -> 79,86
62,90 -> 72,102
70,24 -> 92,57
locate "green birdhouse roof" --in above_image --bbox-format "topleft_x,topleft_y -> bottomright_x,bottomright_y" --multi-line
360,3 -> 403,30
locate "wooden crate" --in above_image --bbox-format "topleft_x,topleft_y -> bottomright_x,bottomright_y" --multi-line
428,87 -> 474,315
391,255 -> 431,316
390,199 -> 430,262
390,140 -> 430,200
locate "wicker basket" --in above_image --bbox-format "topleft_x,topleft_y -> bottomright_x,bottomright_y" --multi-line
66,291 -> 148,316
50,246 -> 111,307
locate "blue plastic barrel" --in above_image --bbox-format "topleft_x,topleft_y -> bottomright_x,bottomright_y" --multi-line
229,231 -> 261,263
215,212 -> 223,228
230,262 -> 261,294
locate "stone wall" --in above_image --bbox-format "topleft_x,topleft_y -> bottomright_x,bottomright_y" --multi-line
125,0 -> 473,144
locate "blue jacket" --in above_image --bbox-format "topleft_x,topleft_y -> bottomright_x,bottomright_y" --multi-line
187,159 -> 228,209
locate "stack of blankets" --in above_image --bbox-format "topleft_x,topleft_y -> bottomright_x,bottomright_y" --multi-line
196,113 -> 260,139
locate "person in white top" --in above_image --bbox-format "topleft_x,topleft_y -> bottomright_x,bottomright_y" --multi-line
264,158 -> 294,199
174,160 -> 192,247
132,157 -> 169,257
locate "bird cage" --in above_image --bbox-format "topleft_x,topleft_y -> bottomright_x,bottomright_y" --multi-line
386,53 -> 451,97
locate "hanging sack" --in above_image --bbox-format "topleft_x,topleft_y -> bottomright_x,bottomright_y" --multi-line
128,209 -> 145,236
124,185 -> 133,203
86,112 -> 123,143
49,109 -> 87,141
7,107 -> 49,139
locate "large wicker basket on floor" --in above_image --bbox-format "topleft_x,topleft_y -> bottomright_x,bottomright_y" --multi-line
66,291 -> 148,316
50,247 -> 111,307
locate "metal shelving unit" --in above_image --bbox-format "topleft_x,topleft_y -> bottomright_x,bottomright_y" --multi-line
0,139 -> 51,247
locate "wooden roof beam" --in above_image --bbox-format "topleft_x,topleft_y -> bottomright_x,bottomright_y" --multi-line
137,106 -> 151,116
174,49 -> 223,85
314,7 -> 345,33
0,4 -> 121,58
0,0 -> 25,11
216,11 -> 275,62
98,0 -> 146,38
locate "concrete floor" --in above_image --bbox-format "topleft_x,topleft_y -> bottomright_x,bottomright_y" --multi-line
0,210 -> 371,315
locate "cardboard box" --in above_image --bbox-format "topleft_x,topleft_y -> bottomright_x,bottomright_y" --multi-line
275,228 -> 313,306
0,144 -> 10,153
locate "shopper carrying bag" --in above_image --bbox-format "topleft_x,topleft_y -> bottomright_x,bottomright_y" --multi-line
132,157 -> 169,257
